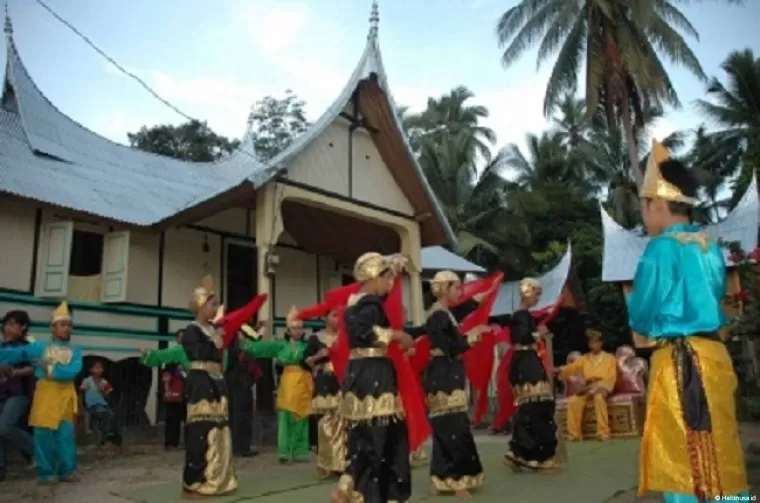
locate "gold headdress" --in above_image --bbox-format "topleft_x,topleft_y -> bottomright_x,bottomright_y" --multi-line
51,301 -> 71,323
519,278 -> 541,298
639,140 -> 698,205
190,275 -> 216,313
212,305 -> 225,324
353,252 -> 390,283
586,329 -> 603,341
430,270 -> 460,298
286,305 -> 303,329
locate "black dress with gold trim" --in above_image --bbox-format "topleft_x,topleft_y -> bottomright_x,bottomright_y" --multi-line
505,310 -> 562,472
424,300 -> 484,492
336,293 -> 411,503
305,330 -> 346,475
181,322 -> 237,496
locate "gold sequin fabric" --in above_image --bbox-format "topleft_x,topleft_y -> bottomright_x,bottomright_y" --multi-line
183,426 -> 237,496
512,381 -> 554,406
426,389 -> 469,417
431,473 -> 484,492
316,412 -> 348,473
339,392 -> 404,422
312,393 -> 341,414
187,397 -> 228,424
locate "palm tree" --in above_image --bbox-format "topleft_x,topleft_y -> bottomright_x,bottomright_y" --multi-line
687,125 -> 741,222
418,135 -> 533,272
695,48 -> 760,206
407,86 -> 497,164
494,0 -> 742,188
586,105 -> 685,228
503,131 -> 591,194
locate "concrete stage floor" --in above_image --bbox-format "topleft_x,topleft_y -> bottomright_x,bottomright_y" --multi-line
117,438 -> 640,502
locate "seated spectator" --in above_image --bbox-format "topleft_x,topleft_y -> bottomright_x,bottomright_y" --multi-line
80,360 -> 121,447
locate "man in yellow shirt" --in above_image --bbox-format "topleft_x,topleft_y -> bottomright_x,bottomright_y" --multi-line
558,330 -> 617,441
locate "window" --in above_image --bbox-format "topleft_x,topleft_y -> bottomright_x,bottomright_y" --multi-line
69,230 -> 104,276
37,221 -> 131,303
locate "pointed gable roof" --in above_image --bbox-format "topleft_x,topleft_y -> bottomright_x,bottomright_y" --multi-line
0,14 -> 266,226
0,3 -> 455,246
601,175 -> 759,282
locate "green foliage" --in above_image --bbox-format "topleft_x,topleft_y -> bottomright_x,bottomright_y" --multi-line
247,90 -> 310,161
127,120 -> 239,162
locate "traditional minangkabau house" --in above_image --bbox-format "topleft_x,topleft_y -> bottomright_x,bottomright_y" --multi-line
0,4 -> 457,426
601,175 -> 759,347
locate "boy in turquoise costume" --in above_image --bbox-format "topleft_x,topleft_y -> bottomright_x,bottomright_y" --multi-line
0,301 -> 83,484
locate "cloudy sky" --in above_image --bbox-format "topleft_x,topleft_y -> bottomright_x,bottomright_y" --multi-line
3,0 -> 759,161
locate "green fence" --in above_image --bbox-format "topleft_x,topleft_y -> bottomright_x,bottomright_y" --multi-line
0,290 -> 327,347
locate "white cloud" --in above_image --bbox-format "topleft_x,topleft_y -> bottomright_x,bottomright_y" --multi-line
237,2 -> 311,60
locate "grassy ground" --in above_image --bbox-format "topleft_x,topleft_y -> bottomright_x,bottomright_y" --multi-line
4,427 -> 759,502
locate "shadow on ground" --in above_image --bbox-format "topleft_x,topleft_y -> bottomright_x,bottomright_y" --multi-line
116,439 -> 640,503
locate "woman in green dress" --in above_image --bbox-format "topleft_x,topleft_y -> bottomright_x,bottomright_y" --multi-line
240,306 -> 313,464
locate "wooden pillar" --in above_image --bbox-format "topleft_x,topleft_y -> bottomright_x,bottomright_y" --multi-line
399,224 -> 424,325
254,184 -> 284,323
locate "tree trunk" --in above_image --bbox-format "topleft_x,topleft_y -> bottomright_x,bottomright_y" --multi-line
620,97 -> 644,189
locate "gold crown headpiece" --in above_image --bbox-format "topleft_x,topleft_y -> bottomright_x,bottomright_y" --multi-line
519,278 -> 541,298
430,270 -> 460,298
353,252 -> 390,283
190,275 -> 216,313
639,140 -> 698,206
286,305 -> 303,329
51,301 -> 71,323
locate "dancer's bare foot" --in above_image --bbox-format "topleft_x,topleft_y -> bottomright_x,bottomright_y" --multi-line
428,485 -> 440,496
279,459 -> 293,465
317,468 -> 331,480
455,489 -> 473,499
60,474 -> 80,483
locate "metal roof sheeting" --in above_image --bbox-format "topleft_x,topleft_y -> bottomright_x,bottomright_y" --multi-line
0,20 -> 454,245
420,246 -> 485,273
601,175 -> 759,282
491,241 -> 572,316
0,38 -> 266,225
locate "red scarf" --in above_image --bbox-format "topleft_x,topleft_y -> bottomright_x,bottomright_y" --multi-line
217,294 -> 269,348
326,281 -> 431,452
408,273 -> 502,424
492,295 -> 563,430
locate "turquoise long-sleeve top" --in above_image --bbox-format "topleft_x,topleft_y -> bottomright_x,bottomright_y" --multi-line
626,223 -> 728,340
0,339 -> 83,382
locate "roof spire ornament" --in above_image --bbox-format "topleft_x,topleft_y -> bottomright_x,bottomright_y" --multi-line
368,0 -> 379,41
4,1 -> 12,38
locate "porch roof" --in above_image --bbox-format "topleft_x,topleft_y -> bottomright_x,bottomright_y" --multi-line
601,175 -> 759,282
0,5 -> 455,247
421,246 -> 485,273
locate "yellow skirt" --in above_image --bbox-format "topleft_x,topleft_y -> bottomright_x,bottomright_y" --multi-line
30,380 -> 77,430
276,366 -> 314,420
638,336 -> 747,497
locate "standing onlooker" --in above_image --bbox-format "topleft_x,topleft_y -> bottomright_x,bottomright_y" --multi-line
162,329 -> 186,450
0,310 -> 35,481
80,360 -> 122,447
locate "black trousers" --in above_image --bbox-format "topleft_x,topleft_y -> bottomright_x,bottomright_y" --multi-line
164,401 -> 185,448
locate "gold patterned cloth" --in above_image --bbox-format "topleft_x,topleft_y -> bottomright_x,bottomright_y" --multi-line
30,380 -> 77,429
638,336 -> 747,497
316,412 -> 348,474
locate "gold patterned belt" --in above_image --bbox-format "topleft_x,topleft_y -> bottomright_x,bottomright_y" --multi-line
349,348 -> 387,359
514,344 -> 537,351
430,349 -> 445,357
190,361 -> 222,374
320,362 -> 335,373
